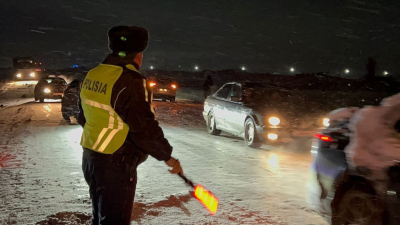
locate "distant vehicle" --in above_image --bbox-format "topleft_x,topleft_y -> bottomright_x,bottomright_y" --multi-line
34,77 -> 67,103
203,82 -> 328,148
148,77 -> 178,102
12,57 -> 43,81
61,79 -> 81,123
309,117 -> 400,224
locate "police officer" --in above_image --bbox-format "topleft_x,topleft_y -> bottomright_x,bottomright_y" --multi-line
78,26 -> 183,225
203,70 -> 213,99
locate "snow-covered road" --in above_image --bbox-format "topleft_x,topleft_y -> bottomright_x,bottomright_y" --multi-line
0,101 -> 327,225
0,82 -> 36,108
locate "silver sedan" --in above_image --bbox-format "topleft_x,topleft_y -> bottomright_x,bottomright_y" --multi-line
203,82 -> 328,148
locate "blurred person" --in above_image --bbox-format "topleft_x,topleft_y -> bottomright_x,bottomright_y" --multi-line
61,79 -> 81,123
203,70 -> 213,99
77,26 -> 183,225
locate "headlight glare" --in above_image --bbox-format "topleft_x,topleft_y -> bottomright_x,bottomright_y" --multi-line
16,73 -> 22,78
44,88 -> 51,93
268,117 -> 280,126
323,118 -> 330,127
30,72 -> 35,77
267,133 -> 278,140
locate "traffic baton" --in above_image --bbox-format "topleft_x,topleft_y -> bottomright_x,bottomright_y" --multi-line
178,173 -> 219,215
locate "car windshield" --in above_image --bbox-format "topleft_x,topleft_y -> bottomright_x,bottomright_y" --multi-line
51,79 -> 62,85
15,61 -> 34,69
40,78 -> 63,85
13,58 -> 41,69
157,78 -> 174,85
149,76 -> 175,84
216,84 -> 233,99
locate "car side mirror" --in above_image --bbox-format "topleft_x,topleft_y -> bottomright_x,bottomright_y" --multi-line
231,96 -> 240,102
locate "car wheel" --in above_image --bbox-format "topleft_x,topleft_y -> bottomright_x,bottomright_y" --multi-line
170,97 -> 176,103
244,118 -> 262,148
39,98 -> 44,103
207,112 -> 221,135
332,182 -> 384,225
35,95 -> 38,101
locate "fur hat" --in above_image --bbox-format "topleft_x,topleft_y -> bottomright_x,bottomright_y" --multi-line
108,26 -> 149,53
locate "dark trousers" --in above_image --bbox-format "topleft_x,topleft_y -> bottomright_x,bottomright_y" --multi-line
82,148 -> 137,225
204,89 -> 212,99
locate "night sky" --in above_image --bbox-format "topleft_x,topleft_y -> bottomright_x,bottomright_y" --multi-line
0,0 -> 399,76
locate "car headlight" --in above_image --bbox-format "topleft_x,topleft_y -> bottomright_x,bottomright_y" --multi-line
16,73 -> 22,78
44,88 -> 51,93
30,72 -> 35,77
323,118 -> 330,127
268,117 -> 280,126
267,133 -> 278,140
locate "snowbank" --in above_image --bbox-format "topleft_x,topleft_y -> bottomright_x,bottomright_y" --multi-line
345,93 -> 400,190
0,82 -> 36,108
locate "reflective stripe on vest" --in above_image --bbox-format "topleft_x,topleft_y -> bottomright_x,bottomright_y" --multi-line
126,64 -> 155,114
80,64 -> 138,154
83,99 -> 125,152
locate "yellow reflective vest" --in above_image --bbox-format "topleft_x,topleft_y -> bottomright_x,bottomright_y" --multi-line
80,64 -> 136,154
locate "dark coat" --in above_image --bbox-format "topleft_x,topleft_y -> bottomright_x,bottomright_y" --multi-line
203,75 -> 213,91
78,54 -> 173,164
62,81 -> 81,115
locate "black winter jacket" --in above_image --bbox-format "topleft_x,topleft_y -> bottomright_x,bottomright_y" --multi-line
78,54 -> 173,163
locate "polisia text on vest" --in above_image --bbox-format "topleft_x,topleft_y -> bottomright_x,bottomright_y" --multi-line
82,79 -> 108,94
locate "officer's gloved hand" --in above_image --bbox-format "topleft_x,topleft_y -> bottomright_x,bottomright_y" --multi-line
165,157 -> 183,176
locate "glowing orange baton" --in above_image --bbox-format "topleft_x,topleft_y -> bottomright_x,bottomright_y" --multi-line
178,174 -> 219,215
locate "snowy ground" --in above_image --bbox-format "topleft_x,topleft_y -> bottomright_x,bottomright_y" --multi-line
0,99 -> 327,225
0,68 -> 397,224
0,81 -> 36,108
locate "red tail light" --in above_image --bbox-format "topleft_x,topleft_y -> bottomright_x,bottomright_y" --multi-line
194,184 -> 218,215
149,82 -> 156,87
314,133 -> 332,142
171,84 -> 177,89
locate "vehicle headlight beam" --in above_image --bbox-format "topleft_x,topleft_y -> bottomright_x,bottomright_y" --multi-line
268,117 -> 280,126
267,133 -> 278,140
323,118 -> 330,127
